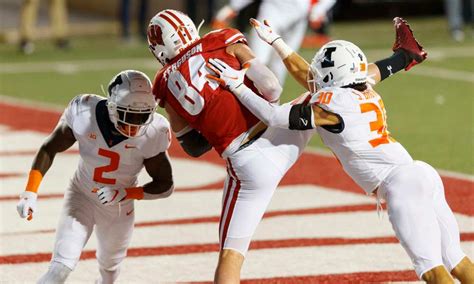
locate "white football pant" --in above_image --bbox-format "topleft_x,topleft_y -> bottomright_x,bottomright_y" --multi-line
220,127 -> 314,255
45,183 -> 134,282
379,160 -> 465,278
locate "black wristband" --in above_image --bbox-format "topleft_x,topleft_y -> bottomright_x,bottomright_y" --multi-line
374,51 -> 410,81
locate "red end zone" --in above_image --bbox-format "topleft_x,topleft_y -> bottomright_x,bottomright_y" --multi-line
1,100 -> 472,216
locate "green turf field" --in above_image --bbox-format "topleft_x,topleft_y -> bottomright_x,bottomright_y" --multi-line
0,17 -> 473,174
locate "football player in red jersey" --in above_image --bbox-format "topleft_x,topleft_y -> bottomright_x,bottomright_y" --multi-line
147,10 -> 426,283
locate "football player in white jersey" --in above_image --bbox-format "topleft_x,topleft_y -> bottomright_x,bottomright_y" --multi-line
16,70 -> 174,283
207,19 -> 474,284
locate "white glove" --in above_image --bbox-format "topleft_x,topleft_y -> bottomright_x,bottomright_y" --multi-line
17,191 -> 37,220
96,186 -> 127,206
206,58 -> 249,94
249,18 -> 281,45
250,18 -> 293,59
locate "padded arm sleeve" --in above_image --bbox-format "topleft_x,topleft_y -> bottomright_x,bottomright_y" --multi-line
288,103 -> 316,130
245,58 -> 282,102
176,128 -> 212,157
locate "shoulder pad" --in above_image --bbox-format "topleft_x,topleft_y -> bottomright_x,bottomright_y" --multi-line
67,94 -> 104,115
310,87 -> 356,114
203,28 -> 247,47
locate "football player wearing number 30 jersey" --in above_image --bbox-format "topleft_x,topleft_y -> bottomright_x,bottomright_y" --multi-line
147,9 -> 435,283
208,18 -> 474,284
16,70 -> 174,283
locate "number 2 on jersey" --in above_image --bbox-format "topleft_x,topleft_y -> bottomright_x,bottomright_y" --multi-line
93,148 -> 120,185
360,99 -> 395,147
167,54 -> 219,115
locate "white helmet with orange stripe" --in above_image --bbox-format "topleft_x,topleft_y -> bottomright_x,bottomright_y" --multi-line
147,9 -> 200,66
308,40 -> 368,90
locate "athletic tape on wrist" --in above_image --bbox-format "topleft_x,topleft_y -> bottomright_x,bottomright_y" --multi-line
25,169 -> 43,193
272,38 -> 293,59
125,187 -> 144,200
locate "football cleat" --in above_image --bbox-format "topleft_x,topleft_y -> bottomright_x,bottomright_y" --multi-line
392,17 -> 427,71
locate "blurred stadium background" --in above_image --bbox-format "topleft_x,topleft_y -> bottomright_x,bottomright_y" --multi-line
0,0 -> 473,282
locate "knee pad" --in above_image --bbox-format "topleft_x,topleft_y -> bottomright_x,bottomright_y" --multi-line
97,267 -> 121,284
97,255 -> 123,273
37,261 -> 72,284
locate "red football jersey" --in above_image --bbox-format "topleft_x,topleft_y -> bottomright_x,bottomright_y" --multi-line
153,28 -> 260,156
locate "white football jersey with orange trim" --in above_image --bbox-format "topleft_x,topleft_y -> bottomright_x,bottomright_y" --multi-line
311,86 -> 413,193
60,94 -> 171,199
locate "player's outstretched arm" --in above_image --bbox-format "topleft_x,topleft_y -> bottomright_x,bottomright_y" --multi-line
250,17 -> 427,90
17,121 -> 76,220
249,18 -> 312,89
206,58 -> 340,129
227,42 -> 282,103
372,17 -> 427,84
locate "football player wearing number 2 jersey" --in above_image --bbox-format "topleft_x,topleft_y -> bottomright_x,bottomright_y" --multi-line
208,18 -> 474,283
16,70 -> 174,283
148,9 -> 427,283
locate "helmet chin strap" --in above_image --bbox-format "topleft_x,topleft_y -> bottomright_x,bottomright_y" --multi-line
100,84 -> 108,96
197,19 -> 205,35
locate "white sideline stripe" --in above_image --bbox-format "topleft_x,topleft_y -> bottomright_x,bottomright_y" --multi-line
0,95 -> 65,112
366,46 -> 474,62
410,66 -> 474,83
1,242 -> 472,282
0,58 -> 157,74
1,211 -> 472,255
0,185 -> 374,233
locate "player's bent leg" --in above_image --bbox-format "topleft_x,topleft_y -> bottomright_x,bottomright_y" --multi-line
215,134 -> 290,282
45,186 -> 94,280
95,200 -> 135,284
215,249 -> 245,284
416,161 -> 470,282
380,163 -> 445,279
451,257 -> 474,284
421,265 -> 455,284
37,261 -> 72,284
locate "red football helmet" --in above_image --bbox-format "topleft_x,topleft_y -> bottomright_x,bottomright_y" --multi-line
147,9 -> 200,66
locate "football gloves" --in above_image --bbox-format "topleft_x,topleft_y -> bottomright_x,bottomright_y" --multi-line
17,191 -> 37,220
249,18 -> 281,45
392,17 -> 427,71
206,58 -> 250,94
96,186 -> 127,206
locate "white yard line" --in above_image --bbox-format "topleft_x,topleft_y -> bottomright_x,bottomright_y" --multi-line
0,58 -> 158,74
409,66 -> 474,83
